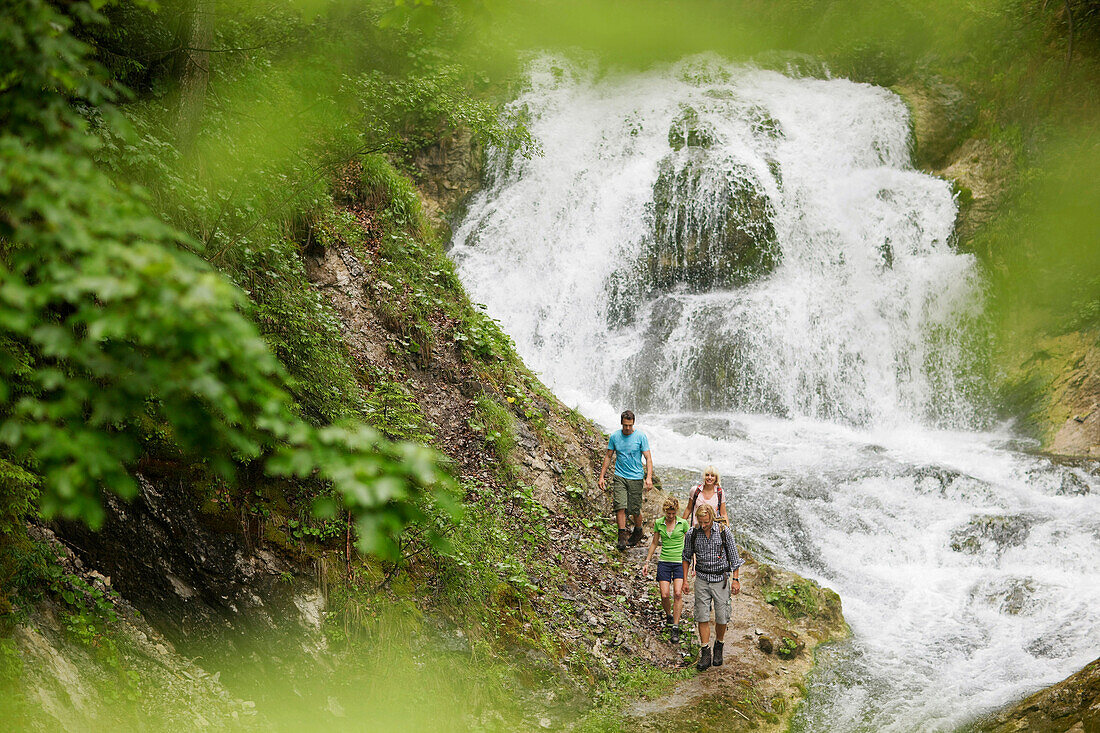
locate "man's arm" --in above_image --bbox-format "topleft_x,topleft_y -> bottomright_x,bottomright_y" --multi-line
643,449 -> 654,490
598,449 -> 614,490
724,526 -> 744,593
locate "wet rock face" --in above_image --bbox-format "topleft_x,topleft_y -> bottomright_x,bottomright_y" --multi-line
895,78 -> 977,171
609,297 -> 785,413
974,657 -> 1100,733
54,475 -> 317,660
668,106 -> 718,151
949,514 -> 1035,557
646,153 -> 779,293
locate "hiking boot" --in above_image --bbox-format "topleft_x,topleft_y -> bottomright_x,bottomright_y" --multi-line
670,626 -> 681,644
696,645 -> 712,672
712,640 -> 724,667
627,526 -> 644,547
616,528 -> 628,552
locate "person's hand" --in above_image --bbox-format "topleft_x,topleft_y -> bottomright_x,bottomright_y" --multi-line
731,578 -> 741,595
644,476 -> 653,491
641,561 -> 650,576
598,475 -> 606,490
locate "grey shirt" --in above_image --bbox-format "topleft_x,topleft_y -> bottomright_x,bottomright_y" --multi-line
682,524 -> 744,583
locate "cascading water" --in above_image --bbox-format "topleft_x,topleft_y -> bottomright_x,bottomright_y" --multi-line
450,56 -> 1100,732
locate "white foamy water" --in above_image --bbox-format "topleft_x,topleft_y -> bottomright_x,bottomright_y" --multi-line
450,56 -> 1100,732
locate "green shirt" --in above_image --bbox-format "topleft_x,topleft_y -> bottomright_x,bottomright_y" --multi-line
655,516 -> 690,563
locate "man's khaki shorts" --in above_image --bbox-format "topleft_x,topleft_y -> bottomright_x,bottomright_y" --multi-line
611,475 -> 644,516
694,577 -> 732,625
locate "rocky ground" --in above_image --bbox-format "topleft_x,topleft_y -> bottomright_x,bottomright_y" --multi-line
624,549 -> 848,732
11,526 -> 257,731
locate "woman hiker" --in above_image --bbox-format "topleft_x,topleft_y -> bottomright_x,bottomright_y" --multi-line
682,503 -> 743,671
683,465 -> 728,527
641,496 -> 690,643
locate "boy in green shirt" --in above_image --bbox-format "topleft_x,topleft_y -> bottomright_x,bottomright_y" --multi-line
642,496 -> 690,642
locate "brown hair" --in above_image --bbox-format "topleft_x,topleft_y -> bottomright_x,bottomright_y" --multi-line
620,410 -> 635,422
662,496 -> 679,514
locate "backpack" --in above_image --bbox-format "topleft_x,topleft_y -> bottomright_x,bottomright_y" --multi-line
687,485 -> 724,520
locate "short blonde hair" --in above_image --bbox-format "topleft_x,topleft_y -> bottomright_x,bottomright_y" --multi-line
662,496 -> 679,513
703,465 -> 721,485
695,504 -> 716,522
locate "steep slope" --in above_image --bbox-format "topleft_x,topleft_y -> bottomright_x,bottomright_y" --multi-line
6,155 -> 847,731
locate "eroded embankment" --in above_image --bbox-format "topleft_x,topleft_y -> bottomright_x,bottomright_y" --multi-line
6,155 -> 847,731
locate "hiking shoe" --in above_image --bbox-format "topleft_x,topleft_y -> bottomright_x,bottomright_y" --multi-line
627,526 -> 644,547
696,645 -> 712,671
670,627 -> 681,644
712,640 -> 724,667
616,528 -> 628,552
665,614 -> 674,627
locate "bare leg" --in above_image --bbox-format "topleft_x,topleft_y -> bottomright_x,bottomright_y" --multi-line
697,620 -> 710,647
715,623 -> 727,642
672,578 -> 684,625
658,580 -> 672,616
632,513 -> 643,528
616,508 -> 627,530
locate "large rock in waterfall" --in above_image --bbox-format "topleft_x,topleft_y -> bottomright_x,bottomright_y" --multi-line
667,105 -> 718,151
604,106 -> 782,328
645,151 -> 779,292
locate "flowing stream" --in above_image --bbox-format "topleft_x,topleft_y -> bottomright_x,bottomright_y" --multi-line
449,56 -> 1100,731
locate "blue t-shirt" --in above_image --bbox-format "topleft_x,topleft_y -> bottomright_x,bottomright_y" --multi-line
607,429 -> 650,480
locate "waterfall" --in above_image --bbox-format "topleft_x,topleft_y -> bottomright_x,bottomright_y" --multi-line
451,56 -> 1100,732
453,55 -> 986,430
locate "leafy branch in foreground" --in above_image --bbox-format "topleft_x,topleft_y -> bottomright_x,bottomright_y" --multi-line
0,0 -> 458,560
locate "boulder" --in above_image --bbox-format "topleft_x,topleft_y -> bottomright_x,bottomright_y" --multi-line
949,514 -> 1035,556
973,657 -> 1100,732
894,77 -> 977,170
646,152 -> 779,292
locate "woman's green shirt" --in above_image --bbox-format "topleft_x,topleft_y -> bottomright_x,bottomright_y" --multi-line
655,516 -> 690,563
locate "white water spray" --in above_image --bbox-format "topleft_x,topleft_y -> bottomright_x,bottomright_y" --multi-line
451,57 -> 1100,731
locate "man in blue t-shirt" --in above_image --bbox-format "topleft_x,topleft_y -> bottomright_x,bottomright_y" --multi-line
598,410 -> 654,551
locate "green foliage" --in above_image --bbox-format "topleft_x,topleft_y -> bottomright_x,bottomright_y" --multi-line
237,238 -> 366,425
468,395 -> 515,461
364,378 -> 429,442
355,62 -> 537,167
285,516 -> 343,543
777,636 -> 799,660
0,0 -> 457,561
454,306 -> 517,363
0,459 -> 37,540
359,154 -> 431,235
763,581 -> 820,620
